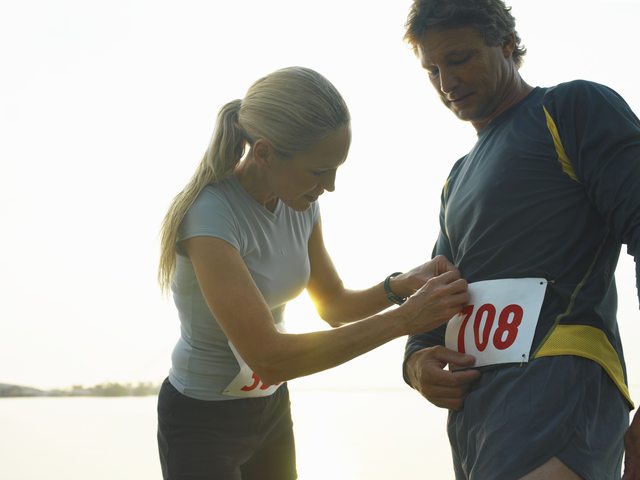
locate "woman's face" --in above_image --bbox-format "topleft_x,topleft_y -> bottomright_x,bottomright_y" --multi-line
271,125 -> 351,211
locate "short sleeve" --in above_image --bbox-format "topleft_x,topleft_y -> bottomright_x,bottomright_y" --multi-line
178,187 -> 241,252
310,200 -> 321,228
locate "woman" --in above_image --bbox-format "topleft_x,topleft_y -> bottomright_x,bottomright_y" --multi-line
157,66 -> 468,480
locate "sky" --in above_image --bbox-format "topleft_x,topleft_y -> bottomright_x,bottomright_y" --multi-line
1,0 -> 639,392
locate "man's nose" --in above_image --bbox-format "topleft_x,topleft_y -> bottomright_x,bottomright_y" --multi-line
439,68 -> 459,95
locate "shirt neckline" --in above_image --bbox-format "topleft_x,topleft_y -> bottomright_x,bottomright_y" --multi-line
478,87 -> 542,138
227,174 -> 282,220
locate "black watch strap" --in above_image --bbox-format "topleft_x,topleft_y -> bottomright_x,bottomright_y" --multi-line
384,272 -> 405,305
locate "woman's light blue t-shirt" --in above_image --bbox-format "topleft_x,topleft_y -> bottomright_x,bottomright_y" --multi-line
168,175 -> 320,400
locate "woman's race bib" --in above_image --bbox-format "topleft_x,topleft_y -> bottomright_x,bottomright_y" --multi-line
445,278 -> 548,368
222,323 -> 285,398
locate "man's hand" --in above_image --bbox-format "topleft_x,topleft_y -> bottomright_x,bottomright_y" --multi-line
406,345 -> 481,410
623,409 -> 640,479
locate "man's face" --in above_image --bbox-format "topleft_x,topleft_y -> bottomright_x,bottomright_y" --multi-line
416,26 -> 515,130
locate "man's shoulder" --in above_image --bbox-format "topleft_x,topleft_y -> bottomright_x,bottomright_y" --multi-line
552,79 -> 600,89
544,79 -> 619,103
447,155 -> 468,178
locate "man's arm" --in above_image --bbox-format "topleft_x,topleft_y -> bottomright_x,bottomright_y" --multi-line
403,226 -> 481,410
551,80 -> 640,479
552,81 -> 640,301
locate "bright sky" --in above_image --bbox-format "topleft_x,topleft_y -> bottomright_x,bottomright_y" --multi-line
1,0 -> 639,392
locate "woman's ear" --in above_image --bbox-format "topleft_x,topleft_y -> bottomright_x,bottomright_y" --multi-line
252,138 -> 275,168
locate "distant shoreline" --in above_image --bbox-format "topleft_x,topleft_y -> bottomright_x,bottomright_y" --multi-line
0,382 -> 160,398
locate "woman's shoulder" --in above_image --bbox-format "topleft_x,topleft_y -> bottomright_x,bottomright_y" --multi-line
191,178 -> 237,211
183,180 -> 239,229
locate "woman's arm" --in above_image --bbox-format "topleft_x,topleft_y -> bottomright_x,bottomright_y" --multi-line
306,220 -> 458,325
184,235 -> 467,385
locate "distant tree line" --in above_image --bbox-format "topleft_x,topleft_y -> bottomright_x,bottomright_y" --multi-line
65,382 -> 161,397
0,381 -> 161,397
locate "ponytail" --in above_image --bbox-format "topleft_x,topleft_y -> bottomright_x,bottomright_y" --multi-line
158,66 -> 350,294
157,99 -> 246,293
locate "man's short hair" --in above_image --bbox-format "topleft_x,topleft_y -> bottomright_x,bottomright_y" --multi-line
405,0 -> 527,68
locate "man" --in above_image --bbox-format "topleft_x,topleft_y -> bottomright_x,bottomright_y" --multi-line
401,1 -> 640,479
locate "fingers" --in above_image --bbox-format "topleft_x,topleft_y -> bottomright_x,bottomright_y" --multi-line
418,369 -> 480,410
405,276 -> 469,332
417,276 -> 469,312
423,389 -> 471,411
424,362 -> 481,388
404,258 -> 463,296
423,272 -> 467,296
407,347 -> 480,410
443,281 -> 470,306
432,255 -> 457,276
413,272 -> 466,299
431,345 -> 476,368
428,269 -> 462,285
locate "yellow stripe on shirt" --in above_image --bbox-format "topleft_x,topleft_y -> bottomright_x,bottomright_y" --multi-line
534,324 -> 633,408
543,106 -> 579,182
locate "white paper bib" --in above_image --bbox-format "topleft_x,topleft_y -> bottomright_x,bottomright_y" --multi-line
445,278 -> 547,368
222,323 -> 285,398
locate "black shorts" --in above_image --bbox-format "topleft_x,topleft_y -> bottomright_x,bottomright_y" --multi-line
448,356 -> 629,480
157,378 -> 297,480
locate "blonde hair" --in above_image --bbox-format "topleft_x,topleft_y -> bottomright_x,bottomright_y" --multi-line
158,66 -> 350,292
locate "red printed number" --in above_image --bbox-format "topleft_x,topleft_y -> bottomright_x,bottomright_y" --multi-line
473,303 -> 497,352
493,304 -> 524,349
457,303 -> 524,353
241,373 -> 276,392
457,305 -> 474,353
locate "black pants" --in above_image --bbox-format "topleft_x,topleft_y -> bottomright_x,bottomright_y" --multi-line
157,378 -> 297,480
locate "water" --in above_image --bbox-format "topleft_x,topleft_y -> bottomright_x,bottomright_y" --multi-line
290,388 -> 453,480
0,387 -> 453,480
3,385 -> 638,479
0,396 -> 160,480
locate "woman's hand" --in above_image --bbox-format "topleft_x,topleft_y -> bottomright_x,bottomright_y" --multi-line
389,255 -> 460,300
396,268 -> 468,335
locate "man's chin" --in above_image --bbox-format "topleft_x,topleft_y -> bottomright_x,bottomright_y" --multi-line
449,108 -> 473,122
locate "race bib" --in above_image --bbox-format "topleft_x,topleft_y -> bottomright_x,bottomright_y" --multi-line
222,323 -> 285,398
444,278 -> 548,368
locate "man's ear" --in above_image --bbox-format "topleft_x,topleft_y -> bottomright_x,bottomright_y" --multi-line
252,138 -> 275,168
502,33 -> 516,59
